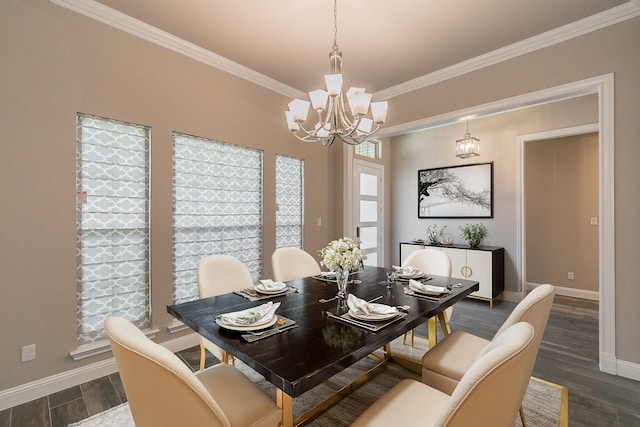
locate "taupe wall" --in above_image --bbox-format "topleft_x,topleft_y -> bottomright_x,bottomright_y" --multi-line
390,96 -> 598,294
0,1 -> 336,390
1,0 -> 639,393
525,133 -> 599,292
385,16 -> 640,364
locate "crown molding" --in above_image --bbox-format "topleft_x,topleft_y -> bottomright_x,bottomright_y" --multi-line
374,1 -> 640,100
50,0 -> 639,101
49,0 -> 307,99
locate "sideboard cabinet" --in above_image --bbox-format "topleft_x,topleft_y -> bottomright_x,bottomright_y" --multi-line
399,242 -> 504,307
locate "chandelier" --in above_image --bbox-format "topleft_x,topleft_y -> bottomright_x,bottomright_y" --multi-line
285,0 -> 388,147
455,120 -> 480,158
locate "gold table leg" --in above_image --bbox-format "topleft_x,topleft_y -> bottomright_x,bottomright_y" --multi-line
428,316 -> 438,348
277,389 -> 294,427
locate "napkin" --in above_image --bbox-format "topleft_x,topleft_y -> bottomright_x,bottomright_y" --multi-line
220,302 -> 280,326
408,279 -> 450,296
347,294 -> 396,316
258,279 -> 287,290
392,265 -> 417,275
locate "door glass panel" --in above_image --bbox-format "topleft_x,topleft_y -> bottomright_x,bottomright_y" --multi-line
364,252 -> 377,267
359,226 -> 377,249
360,200 -> 377,222
360,173 -> 378,196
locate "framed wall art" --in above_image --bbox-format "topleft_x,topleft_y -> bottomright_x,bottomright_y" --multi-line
418,162 -> 493,218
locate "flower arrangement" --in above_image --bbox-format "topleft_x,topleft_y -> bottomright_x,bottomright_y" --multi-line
318,237 -> 367,273
459,223 -> 488,248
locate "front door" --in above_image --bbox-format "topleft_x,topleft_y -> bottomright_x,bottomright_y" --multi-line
354,160 -> 384,267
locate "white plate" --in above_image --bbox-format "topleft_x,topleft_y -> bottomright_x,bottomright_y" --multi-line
254,283 -> 288,294
320,271 -> 336,277
349,306 -> 399,322
216,314 -> 278,331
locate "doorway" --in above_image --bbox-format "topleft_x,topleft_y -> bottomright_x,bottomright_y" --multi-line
523,130 -> 599,299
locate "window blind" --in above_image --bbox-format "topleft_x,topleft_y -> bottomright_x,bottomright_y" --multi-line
275,154 -> 304,249
76,114 -> 150,345
173,133 -> 263,304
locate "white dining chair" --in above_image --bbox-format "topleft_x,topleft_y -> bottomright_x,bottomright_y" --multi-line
105,316 -> 281,427
272,247 -> 321,282
421,284 -> 555,426
197,254 -> 255,370
402,248 -> 453,347
352,322 -> 537,427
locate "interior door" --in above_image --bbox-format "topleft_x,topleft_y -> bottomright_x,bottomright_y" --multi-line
354,160 -> 384,267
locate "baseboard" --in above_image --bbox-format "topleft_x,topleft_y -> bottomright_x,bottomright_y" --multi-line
616,359 -> 640,381
0,332 -> 200,411
527,282 -> 599,301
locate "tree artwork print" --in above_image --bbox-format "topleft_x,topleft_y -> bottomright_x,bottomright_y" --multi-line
418,162 -> 493,218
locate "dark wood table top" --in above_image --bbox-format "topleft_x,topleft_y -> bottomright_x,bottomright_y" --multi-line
167,266 -> 478,397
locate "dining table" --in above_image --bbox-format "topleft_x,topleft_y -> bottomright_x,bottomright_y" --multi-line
167,266 -> 479,427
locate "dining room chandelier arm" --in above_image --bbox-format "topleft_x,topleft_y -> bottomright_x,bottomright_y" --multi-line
284,0 -> 388,147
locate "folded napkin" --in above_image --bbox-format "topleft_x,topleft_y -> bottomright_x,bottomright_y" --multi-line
408,279 -> 450,296
219,302 -> 280,326
258,279 -> 287,290
392,265 -> 418,275
347,294 -> 396,316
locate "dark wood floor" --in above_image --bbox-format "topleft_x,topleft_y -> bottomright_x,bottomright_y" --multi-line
1,295 -> 638,426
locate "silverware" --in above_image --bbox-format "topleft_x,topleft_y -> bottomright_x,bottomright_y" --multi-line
248,324 -> 296,337
396,305 -> 410,312
319,296 -> 338,303
368,295 -> 383,303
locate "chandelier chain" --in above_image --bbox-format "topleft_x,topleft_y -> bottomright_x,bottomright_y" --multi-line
332,0 -> 339,51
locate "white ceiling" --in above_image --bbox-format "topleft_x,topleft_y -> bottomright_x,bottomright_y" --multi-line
59,0 -> 636,98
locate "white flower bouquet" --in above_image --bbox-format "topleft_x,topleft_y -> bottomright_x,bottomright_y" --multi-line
318,237 -> 367,273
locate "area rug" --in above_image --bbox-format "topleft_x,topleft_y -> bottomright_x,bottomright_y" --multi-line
69,356 -> 567,427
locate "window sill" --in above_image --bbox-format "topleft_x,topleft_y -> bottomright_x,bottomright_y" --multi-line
69,328 -> 159,361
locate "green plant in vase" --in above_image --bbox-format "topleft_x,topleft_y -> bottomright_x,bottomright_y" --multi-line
460,223 -> 488,248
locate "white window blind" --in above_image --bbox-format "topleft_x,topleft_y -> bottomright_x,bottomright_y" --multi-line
275,154 -> 304,249
173,133 -> 263,304
76,114 -> 150,345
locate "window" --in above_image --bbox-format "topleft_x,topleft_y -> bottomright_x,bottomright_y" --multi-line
275,155 -> 304,249
355,139 -> 381,160
173,133 -> 263,304
75,114 -> 150,346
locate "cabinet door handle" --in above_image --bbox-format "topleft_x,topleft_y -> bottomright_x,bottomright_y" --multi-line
461,266 -> 472,278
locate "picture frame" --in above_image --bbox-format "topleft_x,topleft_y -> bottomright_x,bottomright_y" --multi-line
418,162 -> 493,218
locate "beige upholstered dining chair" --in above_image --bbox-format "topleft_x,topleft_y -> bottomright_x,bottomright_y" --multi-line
352,322 -> 537,427
402,248 -> 453,347
272,247 -> 321,282
197,254 -> 255,370
421,284 -> 555,426
105,317 -> 281,427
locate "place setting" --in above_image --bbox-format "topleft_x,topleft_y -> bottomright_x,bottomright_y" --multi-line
214,301 -> 297,342
391,265 -> 427,281
234,279 -> 298,301
403,279 -> 452,301
326,294 -> 407,332
313,271 -> 362,285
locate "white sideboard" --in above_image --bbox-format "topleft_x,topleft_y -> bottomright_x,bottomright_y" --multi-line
399,242 -> 505,307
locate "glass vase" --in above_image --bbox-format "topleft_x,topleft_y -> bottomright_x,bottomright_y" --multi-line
336,268 -> 349,298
